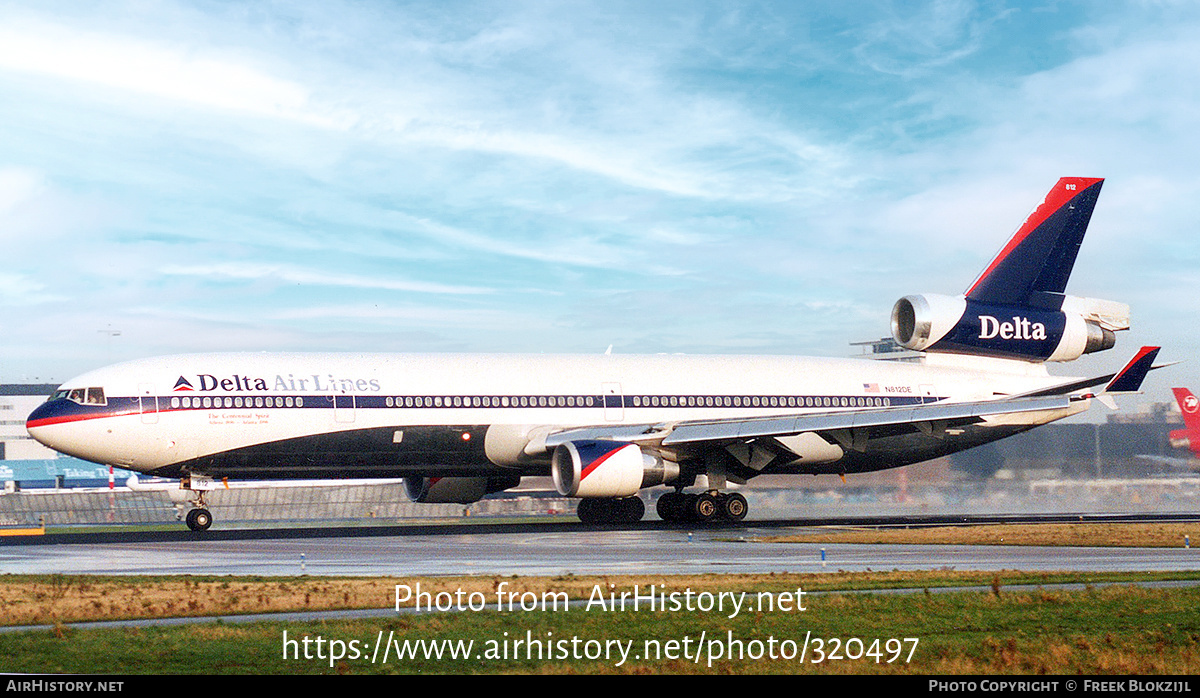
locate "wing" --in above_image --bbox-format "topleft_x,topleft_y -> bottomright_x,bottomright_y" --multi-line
539,394 -> 1075,451
1133,454 -> 1200,472
529,346 -> 1161,477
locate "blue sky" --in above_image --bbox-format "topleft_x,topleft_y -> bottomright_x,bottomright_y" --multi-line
1,0 -> 1198,410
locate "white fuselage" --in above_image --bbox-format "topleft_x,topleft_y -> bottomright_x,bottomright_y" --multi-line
26,351 -> 1085,479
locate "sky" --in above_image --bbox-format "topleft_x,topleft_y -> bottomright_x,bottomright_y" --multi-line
0,0 -> 1198,414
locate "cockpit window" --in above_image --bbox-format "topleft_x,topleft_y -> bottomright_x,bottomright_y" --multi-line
56,387 -> 107,405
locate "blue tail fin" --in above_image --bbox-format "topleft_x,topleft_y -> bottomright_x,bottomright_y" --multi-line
965,177 -> 1104,310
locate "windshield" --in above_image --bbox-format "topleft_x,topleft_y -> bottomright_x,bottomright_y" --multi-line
51,387 -> 107,405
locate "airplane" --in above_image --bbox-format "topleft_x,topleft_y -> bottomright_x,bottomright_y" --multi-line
1124,388 -> 1200,473
26,177 -> 1163,531
1169,388 -> 1200,459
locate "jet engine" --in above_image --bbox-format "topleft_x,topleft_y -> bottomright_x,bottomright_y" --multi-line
403,475 -> 521,504
891,293 -> 1127,362
551,440 -> 678,498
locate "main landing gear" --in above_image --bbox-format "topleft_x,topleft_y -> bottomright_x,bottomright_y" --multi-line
655,490 -> 748,523
574,491 -> 751,524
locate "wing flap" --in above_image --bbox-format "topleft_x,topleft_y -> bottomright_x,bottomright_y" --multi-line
534,394 -> 1079,455
660,395 -> 1073,445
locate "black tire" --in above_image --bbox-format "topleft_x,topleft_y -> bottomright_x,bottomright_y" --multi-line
187,508 -> 213,531
721,493 -> 748,521
576,498 -> 601,524
620,496 -> 645,523
656,493 -> 681,522
578,497 -> 644,524
693,493 -> 718,522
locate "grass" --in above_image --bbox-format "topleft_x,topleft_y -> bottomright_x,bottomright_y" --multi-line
3,575 -> 1199,674
6,569 -> 1200,628
756,522 -> 1200,548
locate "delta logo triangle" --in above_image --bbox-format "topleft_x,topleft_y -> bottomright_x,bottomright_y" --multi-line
173,376 -> 195,391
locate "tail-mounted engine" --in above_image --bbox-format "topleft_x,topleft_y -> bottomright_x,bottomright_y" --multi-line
891,293 -> 1129,362
891,177 -> 1130,363
403,475 -> 521,504
551,440 -> 678,498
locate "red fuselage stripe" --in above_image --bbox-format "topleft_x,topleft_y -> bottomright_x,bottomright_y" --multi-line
26,411 -> 128,429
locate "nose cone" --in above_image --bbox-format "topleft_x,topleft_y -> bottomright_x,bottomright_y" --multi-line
26,399 -> 69,450
27,398 -> 109,465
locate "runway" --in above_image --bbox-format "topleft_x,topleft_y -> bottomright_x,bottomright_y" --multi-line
4,524 -> 1199,576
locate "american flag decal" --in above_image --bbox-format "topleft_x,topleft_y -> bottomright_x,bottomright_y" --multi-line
863,383 -> 879,393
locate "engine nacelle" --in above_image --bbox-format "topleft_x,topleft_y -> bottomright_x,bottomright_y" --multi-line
551,440 -> 677,498
891,293 -> 1122,362
403,475 -> 521,504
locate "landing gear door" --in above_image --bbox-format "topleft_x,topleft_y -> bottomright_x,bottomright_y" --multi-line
138,383 -> 159,424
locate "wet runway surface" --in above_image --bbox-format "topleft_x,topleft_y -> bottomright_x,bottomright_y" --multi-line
5,525 -> 1200,576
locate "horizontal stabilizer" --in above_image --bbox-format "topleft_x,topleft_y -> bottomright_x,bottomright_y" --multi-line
1103,346 -> 1161,394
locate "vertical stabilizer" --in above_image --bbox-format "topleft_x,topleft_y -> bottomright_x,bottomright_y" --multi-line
1170,388 -> 1200,458
966,177 -> 1104,309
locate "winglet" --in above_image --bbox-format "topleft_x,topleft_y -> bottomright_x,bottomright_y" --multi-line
1103,346 -> 1161,394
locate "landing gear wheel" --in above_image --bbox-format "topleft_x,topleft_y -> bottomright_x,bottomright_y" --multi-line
576,498 -> 601,524
692,493 -> 719,522
656,492 -> 684,522
186,508 -> 213,531
576,497 -> 645,524
721,493 -> 748,521
620,496 -> 645,523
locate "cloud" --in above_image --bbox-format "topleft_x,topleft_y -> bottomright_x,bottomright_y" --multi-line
852,0 -> 996,76
0,168 -> 44,213
0,18 -> 345,128
0,9 -> 848,204
1,0 -> 1198,394
0,272 -> 64,306
160,262 -> 493,295
268,303 -> 540,330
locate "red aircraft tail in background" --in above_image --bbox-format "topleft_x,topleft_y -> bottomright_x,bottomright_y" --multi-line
1169,388 -> 1200,458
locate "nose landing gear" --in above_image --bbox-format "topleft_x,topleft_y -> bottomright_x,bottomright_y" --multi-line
171,473 -> 218,531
